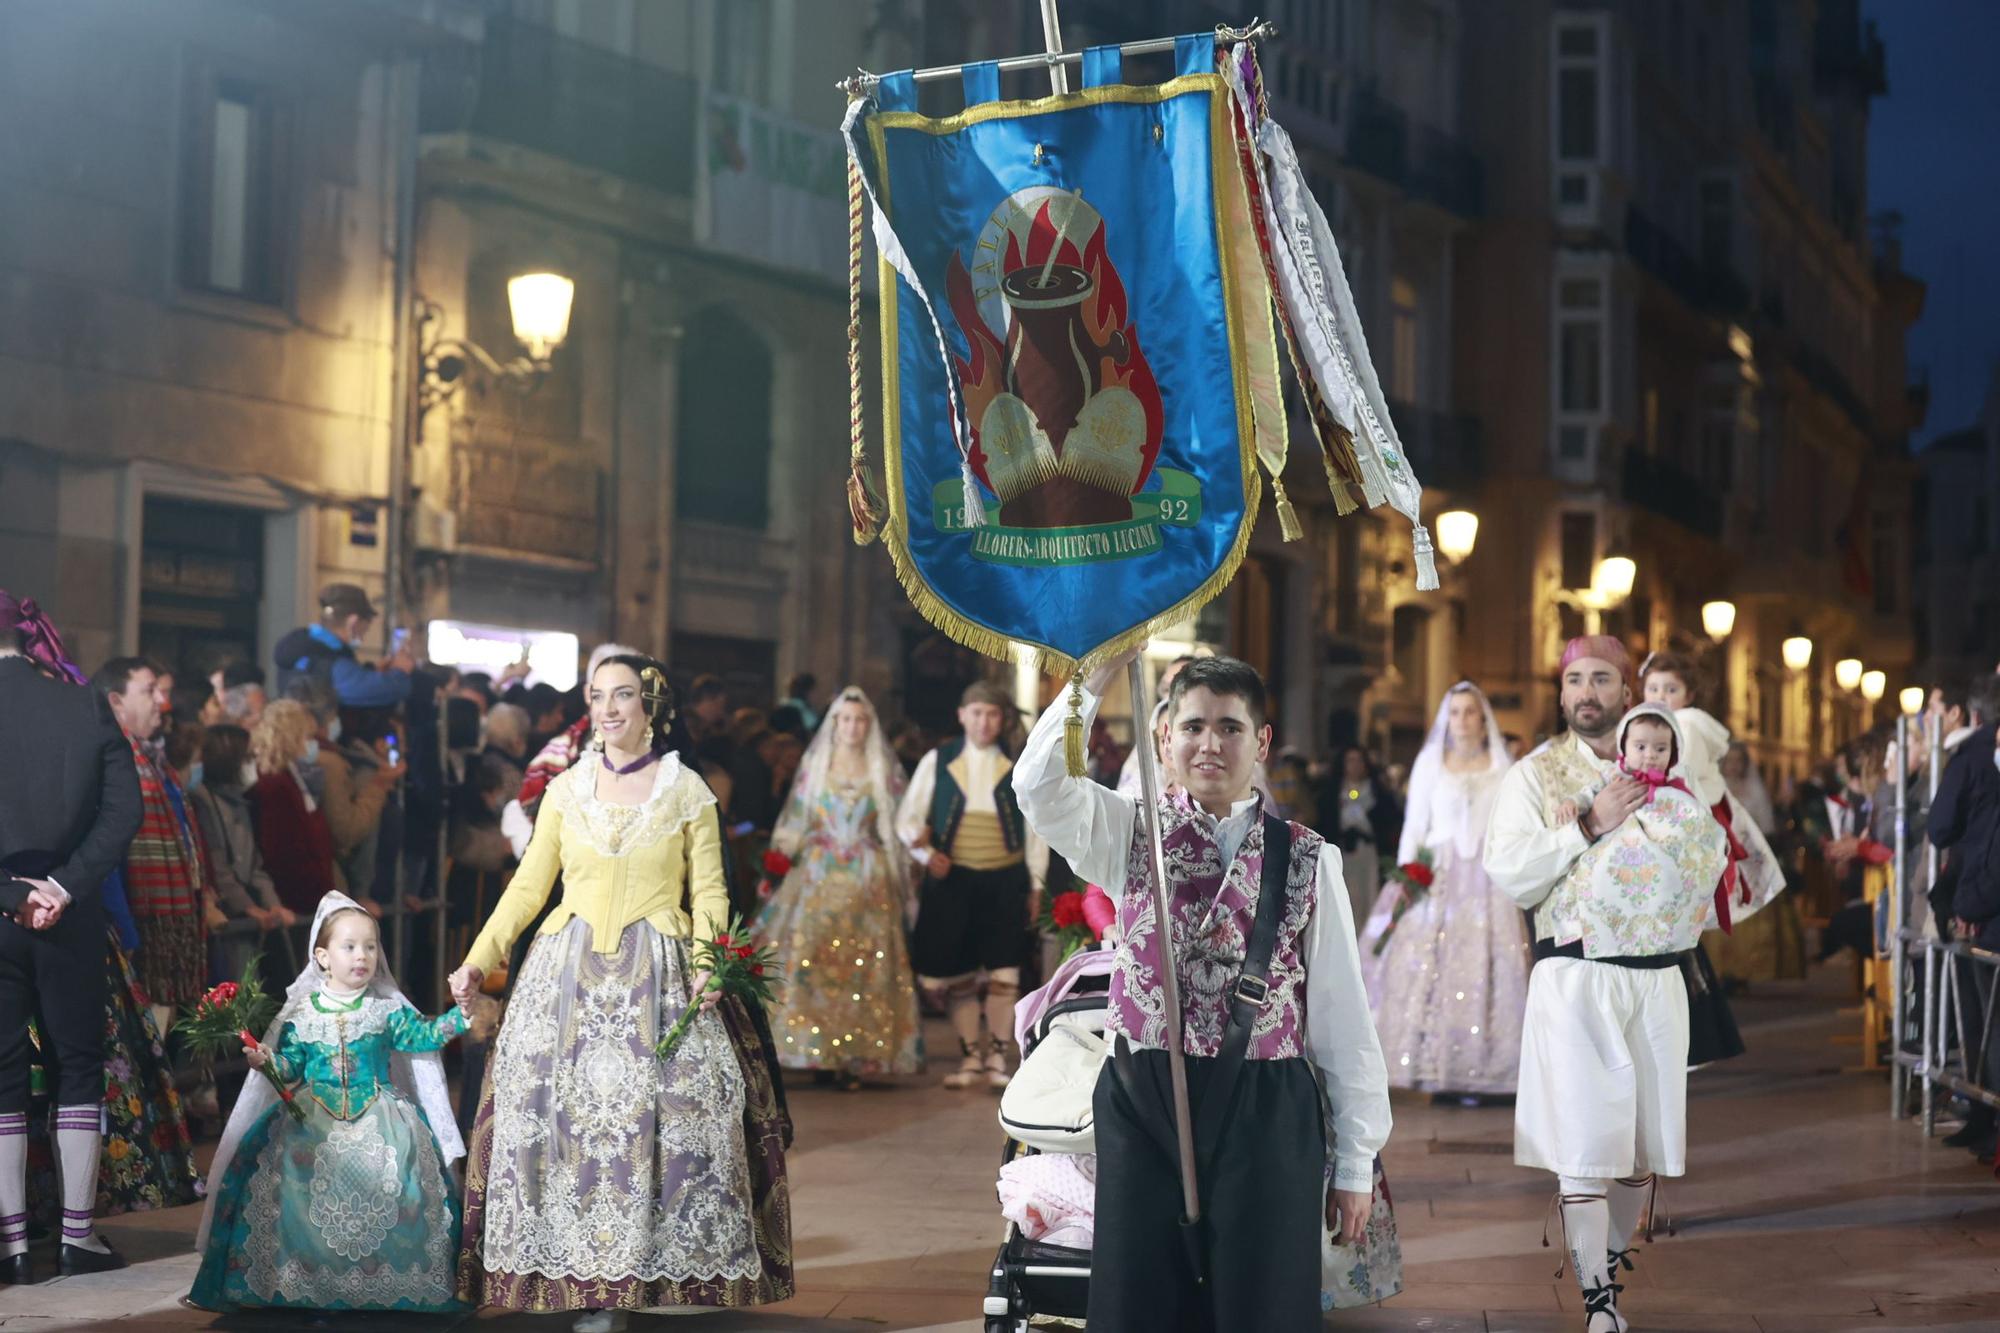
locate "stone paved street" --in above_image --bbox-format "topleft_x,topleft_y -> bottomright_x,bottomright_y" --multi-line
2,964 -> 1997,1332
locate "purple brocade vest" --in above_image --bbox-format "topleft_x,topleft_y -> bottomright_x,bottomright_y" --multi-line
1107,794 -> 1322,1060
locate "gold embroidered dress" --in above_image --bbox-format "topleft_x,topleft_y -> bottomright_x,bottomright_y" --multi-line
456,754 -> 793,1312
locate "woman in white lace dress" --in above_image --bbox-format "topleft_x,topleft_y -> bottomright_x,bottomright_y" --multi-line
1358,682 -> 1529,1100
447,655 -> 791,1332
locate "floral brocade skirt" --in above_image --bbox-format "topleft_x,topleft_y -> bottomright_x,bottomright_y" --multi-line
761,847 -> 924,1075
188,1091 -> 463,1312
457,919 -> 794,1311
27,933 -> 200,1225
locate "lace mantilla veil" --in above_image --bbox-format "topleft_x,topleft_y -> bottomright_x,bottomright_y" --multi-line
195,891 -> 464,1249
771,686 -> 910,901
1398,681 -> 1511,865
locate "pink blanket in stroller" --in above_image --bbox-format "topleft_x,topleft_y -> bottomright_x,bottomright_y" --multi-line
997,1153 -> 1098,1249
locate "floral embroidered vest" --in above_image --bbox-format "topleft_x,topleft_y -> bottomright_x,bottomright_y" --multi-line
1107,794 -> 1321,1060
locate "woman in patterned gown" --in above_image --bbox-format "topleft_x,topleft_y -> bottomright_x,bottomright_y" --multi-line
1359,682 -> 1529,1101
761,687 -> 923,1087
448,655 -> 791,1333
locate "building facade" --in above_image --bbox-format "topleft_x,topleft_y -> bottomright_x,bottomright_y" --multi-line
1453,0 -> 1924,784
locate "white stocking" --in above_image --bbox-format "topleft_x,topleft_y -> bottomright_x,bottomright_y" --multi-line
54,1104 -> 107,1252
1608,1173 -> 1655,1259
0,1112 -> 26,1257
1557,1175 -> 1625,1333
984,968 -> 1021,1062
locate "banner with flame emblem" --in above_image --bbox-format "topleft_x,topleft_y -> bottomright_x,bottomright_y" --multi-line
842,34 -> 1436,673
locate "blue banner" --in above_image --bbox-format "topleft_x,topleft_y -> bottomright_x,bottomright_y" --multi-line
849,47 -> 1283,669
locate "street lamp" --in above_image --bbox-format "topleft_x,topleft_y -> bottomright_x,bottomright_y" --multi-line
1899,686 -> 1926,716
1835,657 -> 1864,691
1434,510 -> 1479,563
1781,636 -> 1813,672
416,270 -> 576,414
1861,670 -> 1886,703
1592,553 -> 1637,604
1701,600 -> 1737,641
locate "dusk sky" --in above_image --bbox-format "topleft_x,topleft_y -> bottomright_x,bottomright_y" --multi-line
1864,0 -> 2000,448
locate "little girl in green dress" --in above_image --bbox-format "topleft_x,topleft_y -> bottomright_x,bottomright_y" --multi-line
188,892 -> 468,1313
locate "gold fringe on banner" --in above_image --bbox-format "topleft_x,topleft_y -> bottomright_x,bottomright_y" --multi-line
1064,673 -> 1087,778
846,152 -> 882,545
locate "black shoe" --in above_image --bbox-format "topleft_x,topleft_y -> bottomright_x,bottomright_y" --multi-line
58,1240 -> 126,1275
1945,1113 -> 1996,1148
0,1252 -> 40,1285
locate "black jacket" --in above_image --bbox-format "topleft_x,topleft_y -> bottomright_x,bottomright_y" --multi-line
1931,722 -> 2000,949
0,656 -> 142,913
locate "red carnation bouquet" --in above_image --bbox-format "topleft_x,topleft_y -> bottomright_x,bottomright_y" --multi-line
1039,881 -> 1111,961
756,848 -> 792,902
1369,849 -> 1437,958
174,957 -> 303,1121
656,913 -> 783,1060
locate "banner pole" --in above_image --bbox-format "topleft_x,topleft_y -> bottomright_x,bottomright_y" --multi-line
1130,654 -> 1203,1223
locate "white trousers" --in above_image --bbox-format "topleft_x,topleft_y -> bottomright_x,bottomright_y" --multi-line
1515,956 -> 1689,1178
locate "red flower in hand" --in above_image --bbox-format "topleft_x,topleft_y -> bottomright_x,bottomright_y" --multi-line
762,850 -> 792,879
751,962 -> 766,978
1401,861 -> 1435,889
732,944 -> 755,960
715,932 -> 734,949
204,981 -> 239,1006
1050,891 -> 1087,929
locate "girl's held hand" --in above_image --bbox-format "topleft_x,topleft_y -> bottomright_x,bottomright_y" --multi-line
242,1037 -> 270,1070
690,970 -> 721,1012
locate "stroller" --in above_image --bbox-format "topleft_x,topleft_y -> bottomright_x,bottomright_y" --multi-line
982,955 -> 1110,1332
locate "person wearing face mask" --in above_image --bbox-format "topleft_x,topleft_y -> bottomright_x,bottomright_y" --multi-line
1016,651 -> 1391,1330
187,725 -> 295,965
1486,638 -> 1729,1333
271,584 -> 415,710
285,679 -> 400,907
895,680 -> 1051,1092
248,701 -> 339,917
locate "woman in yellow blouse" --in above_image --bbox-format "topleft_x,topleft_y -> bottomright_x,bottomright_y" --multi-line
447,655 -> 791,1331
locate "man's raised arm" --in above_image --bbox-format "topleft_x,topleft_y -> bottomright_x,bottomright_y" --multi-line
1015,687 -> 1139,892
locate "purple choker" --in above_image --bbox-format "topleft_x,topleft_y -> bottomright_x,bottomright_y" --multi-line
601,749 -> 661,776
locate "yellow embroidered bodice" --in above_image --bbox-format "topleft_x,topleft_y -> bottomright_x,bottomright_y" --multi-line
463,756 -> 728,975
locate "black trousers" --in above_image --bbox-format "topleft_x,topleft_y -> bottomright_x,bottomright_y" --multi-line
1089,1048 -> 1324,1332
910,863 -> 1029,978
0,902 -> 108,1113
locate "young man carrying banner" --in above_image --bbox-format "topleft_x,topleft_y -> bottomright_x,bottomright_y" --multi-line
897,680 -> 1048,1090
1016,651 -> 1389,1329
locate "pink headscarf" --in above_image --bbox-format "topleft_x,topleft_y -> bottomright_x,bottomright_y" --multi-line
1559,634 -> 1633,690
0,589 -> 86,685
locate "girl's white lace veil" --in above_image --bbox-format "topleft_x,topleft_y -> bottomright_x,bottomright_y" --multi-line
772,686 -> 909,900
194,891 -> 464,1249
1399,681 -> 1510,863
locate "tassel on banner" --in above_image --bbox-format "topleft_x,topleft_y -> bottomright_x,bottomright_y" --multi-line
847,456 -> 883,545
1064,674 -> 1087,778
1412,523 -> 1439,591
1319,450 -> 1360,516
1271,475 -> 1303,542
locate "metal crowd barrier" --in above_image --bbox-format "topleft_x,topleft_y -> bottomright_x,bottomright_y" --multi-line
1884,711 -> 2000,1134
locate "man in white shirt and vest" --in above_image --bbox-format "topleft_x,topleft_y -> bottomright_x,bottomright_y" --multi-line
897,680 -> 1048,1090
1018,652 -> 1389,1330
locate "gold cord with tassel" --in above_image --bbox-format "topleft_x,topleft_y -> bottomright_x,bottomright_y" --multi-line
1270,474 -> 1303,541
846,152 -> 883,545
1064,673 -> 1087,778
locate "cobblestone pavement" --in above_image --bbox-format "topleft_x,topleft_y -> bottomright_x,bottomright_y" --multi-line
2,962 -> 1995,1331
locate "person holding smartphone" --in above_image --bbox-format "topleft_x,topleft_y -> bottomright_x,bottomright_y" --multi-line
271,584 -> 415,710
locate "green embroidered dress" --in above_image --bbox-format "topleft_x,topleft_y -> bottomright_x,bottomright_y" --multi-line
189,992 -> 468,1312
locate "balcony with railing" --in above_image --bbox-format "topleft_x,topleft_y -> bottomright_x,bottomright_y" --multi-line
1345,88 -> 1484,219
1386,400 -> 1484,492
1624,206 -> 1751,317
421,17 -> 697,197
1622,450 -> 1723,539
